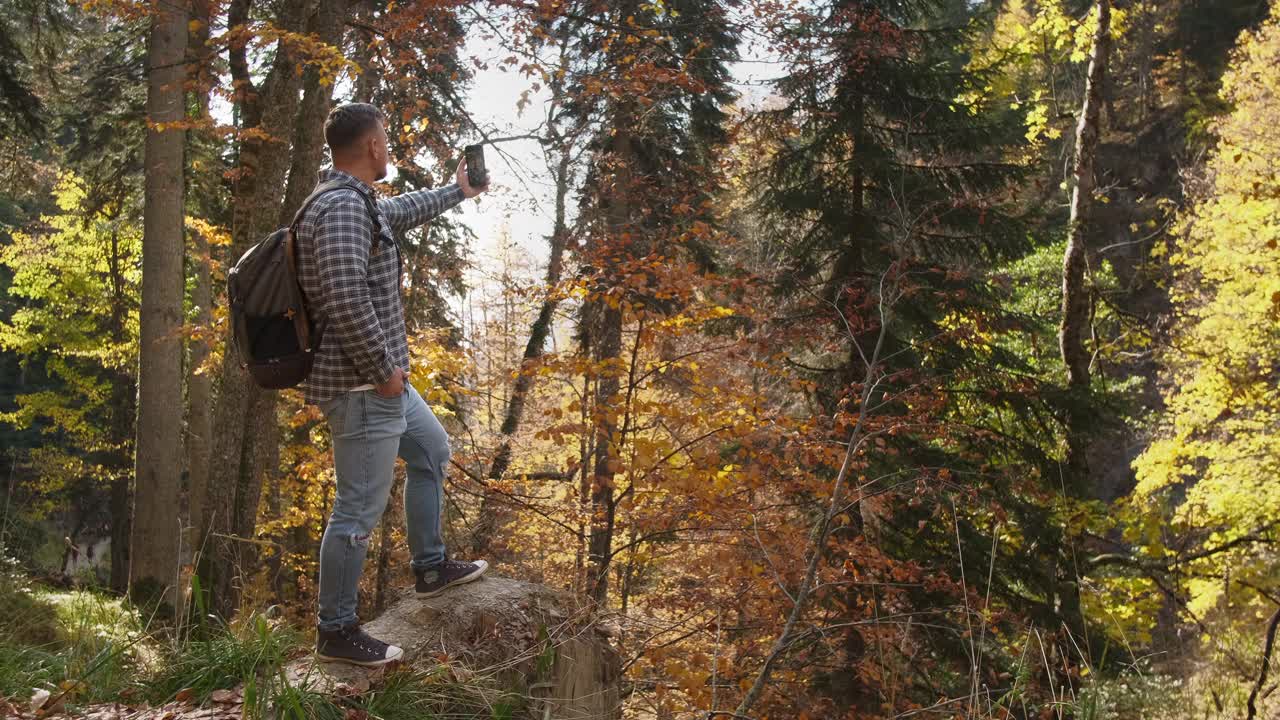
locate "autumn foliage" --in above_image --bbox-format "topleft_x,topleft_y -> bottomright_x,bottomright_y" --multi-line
4,0 -> 1280,718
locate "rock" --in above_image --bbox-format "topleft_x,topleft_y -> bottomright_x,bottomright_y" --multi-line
208,689 -> 240,704
286,574 -> 621,719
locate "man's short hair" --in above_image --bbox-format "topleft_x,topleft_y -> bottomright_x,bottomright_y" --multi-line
324,103 -> 384,154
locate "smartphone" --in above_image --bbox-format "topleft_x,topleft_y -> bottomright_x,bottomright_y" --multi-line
464,144 -> 487,188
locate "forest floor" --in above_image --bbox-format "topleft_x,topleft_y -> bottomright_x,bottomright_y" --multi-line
0,569 -> 505,720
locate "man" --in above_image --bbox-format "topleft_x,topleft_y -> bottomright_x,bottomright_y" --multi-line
294,102 -> 489,666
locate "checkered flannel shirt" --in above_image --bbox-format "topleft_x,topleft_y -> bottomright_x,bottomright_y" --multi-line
295,167 -> 465,406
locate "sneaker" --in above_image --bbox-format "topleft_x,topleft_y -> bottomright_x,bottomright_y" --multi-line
414,557 -> 489,597
316,623 -> 404,666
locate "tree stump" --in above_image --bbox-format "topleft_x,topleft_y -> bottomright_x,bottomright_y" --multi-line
286,575 -> 621,719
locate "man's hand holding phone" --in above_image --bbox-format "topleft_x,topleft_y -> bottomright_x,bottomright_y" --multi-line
459,144 -> 489,198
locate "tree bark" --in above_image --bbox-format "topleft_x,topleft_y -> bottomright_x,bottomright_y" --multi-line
280,0 -> 345,226
373,475 -> 401,613
1059,0 -> 1110,402
184,0 -> 215,576
1056,0 -> 1110,648
202,0 -> 313,620
585,114 -> 635,605
581,0 -> 642,607
232,0 -> 345,606
109,475 -> 131,594
132,0 -> 190,609
185,224 -> 213,565
106,226 -> 136,595
586,297 -> 622,606
348,3 -> 379,104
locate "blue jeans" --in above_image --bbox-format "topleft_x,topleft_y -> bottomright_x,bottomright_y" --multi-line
315,382 -> 450,631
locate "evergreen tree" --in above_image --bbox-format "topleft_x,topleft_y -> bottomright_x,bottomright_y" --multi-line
744,0 -> 1115,709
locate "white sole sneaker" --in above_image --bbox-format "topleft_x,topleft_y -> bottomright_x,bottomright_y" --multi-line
316,644 -> 404,666
415,559 -> 489,597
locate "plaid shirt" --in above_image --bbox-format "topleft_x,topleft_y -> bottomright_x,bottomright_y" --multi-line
295,167 -> 465,405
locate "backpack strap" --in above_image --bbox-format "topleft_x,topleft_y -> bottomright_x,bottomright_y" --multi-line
289,178 -> 383,251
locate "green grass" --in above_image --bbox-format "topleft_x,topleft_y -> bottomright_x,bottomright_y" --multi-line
0,567 -> 508,719
147,613 -> 303,704
241,663 -> 345,720
0,568 -> 145,706
359,666 -> 521,720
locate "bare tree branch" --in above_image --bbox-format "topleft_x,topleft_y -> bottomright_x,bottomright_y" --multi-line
733,266 -> 898,717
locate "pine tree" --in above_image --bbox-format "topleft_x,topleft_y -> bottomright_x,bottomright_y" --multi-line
744,0 -> 1113,710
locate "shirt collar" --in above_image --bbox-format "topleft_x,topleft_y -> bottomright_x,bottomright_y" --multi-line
318,166 -> 377,198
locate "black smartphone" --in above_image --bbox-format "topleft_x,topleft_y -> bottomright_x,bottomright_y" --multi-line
464,144 -> 487,188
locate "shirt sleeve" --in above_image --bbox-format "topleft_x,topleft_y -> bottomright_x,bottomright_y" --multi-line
312,191 -> 396,386
376,183 -> 466,234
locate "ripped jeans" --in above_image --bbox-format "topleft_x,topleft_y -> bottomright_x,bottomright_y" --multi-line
315,382 -> 450,631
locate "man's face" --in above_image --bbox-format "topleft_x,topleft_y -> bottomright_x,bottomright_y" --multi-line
371,121 -> 391,181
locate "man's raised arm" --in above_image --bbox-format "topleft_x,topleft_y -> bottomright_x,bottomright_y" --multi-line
377,155 -> 488,233
377,183 -> 466,234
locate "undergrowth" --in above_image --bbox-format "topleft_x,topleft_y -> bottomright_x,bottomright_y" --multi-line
0,559 -> 507,719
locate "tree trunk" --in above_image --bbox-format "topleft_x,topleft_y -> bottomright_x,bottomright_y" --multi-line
266,456 -> 284,600
184,0 -> 215,577
263,0 -> 345,605
373,475 -> 401,614
1056,0 -> 1110,648
580,1 -> 642,606
586,304 -> 621,607
585,115 -> 634,604
185,224 -> 213,564
348,3 -> 379,104
106,224 -> 136,596
203,0 -> 313,620
132,0 -> 190,610
280,0 -> 345,226
374,514 -> 392,613
109,475 -> 131,594
1059,0 -> 1109,491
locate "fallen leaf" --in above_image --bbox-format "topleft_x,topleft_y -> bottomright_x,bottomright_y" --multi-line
209,689 -> 238,703
30,688 -> 52,713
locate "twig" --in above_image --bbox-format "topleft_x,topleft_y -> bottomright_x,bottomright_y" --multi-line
732,267 -> 896,717
1087,520 -> 1280,571
1247,603 -> 1280,720
751,513 -> 794,605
